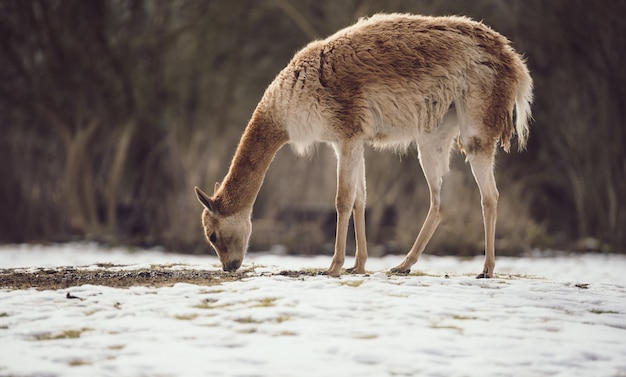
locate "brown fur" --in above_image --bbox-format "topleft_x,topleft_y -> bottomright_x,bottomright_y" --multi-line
196,13 -> 533,277
213,105 -> 289,216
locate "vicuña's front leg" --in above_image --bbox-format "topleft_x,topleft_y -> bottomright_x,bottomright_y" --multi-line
346,152 -> 367,274
327,142 -> 363,277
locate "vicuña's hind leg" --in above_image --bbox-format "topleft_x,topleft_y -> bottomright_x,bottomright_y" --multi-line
467,151 -> 499,278
391,113 -> 457,273
390,151 -> 444,273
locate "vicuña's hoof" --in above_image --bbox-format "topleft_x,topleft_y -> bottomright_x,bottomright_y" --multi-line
476,273 -> 492,279
322,269 -> 342,278
346,266 -> 365,274
390,266 -> 410,274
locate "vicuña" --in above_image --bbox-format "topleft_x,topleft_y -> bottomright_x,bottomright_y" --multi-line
195,13 -> 533,278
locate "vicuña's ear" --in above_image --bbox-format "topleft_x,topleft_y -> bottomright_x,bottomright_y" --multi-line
194,186 -> 216,214
214,182 -> 221,194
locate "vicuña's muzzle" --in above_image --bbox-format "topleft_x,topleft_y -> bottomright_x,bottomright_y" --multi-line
223,260 -> 242,272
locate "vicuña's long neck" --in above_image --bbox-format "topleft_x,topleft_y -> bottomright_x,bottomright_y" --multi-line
215,107 -> 288,215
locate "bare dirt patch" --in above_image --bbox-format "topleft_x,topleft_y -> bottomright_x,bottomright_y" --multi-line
0,267 -> 246,290
0,267 -> 325,290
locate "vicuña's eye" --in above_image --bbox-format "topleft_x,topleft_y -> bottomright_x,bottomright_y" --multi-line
209,232 -> 217,243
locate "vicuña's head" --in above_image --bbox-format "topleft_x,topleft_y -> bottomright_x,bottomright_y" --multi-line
194,185 -> 251,272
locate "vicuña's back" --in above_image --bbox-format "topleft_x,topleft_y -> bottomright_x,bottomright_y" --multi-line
196,13 -> 533,278
265,13 -> 532,155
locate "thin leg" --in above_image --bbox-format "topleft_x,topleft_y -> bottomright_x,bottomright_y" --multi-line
468,153 -> 499,278
391,112 -> 457,274
390,158 -> 443,273
347,153 -> 367,274
327,142 -> 363,277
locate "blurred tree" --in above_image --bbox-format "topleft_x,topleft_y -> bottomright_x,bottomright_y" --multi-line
0,0 -> 623,254
514,0 -> 626,251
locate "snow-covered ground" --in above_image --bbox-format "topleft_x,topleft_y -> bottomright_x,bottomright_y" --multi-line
1,243 -> 626,377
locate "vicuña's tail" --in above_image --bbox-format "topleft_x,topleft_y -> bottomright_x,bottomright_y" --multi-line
514,68 -> 534,151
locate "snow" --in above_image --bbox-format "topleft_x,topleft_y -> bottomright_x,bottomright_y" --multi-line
1,243 -> 626,377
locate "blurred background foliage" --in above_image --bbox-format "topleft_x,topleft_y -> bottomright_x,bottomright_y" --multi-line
1,0 -> 624,256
